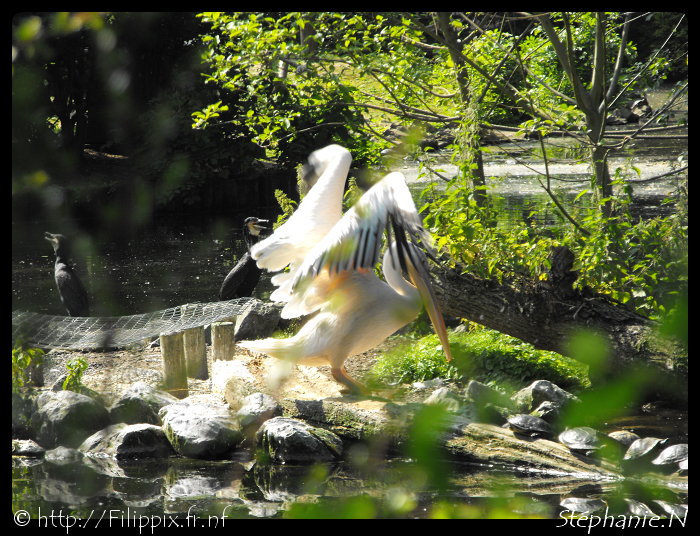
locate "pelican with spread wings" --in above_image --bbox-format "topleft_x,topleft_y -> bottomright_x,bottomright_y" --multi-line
238,145 -> 451,394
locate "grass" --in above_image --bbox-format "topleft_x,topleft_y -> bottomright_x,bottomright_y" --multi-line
367,327 -> 591,393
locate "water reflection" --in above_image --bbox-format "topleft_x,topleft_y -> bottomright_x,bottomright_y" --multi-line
12,452 -> 687,519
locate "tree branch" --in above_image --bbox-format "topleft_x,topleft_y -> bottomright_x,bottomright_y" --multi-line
605,13 -> 631,103
460,13 -> 575,106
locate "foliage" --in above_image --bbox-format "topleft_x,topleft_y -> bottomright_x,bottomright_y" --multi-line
63,356 -> 89,393
462,328 -> 590,390
627,12 -> 688,84
272,189 -> 297,230
571,186 -> 688,315
196,12 -> 466,166
368,329 -> 589,391
12,340 -> 45,393
197,13 -> 374,166
422,150 -> 688,318
368,336 -> 454,386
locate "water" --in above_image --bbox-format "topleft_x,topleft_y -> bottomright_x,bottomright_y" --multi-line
12,213 -> 280,318
12,436 -> 687,520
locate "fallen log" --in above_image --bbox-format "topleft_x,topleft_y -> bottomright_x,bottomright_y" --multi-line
429,246 -> 687,392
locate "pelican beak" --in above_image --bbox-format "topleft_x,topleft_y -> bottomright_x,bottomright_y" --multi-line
407,261 -> 452,362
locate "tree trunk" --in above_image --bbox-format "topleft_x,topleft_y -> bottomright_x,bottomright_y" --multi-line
429,247 -> 687,392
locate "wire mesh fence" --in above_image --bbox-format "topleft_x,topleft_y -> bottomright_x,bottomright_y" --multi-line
12,298 -> 257,350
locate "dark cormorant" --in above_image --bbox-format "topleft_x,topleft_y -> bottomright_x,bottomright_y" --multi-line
219,217 -> 270,300
44,232 -> 90,317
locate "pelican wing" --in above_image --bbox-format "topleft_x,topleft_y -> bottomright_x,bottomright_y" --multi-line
282,172 -> 433,318
250,145 -> 352,301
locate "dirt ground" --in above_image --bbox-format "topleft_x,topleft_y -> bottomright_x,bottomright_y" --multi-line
39,339 -> 388,406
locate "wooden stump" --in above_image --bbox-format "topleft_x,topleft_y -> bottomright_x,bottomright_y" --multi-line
160,331 -> 188,398
212,322 -> 237,361
183,326 -> 208,380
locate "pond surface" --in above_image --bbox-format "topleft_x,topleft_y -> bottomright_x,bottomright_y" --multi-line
13,419 -> 687,521
12,211 -> 281,318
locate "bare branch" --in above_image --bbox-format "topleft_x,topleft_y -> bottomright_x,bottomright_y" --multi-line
400,33 -> 443,51
609,82 -> 688,150
605,13 -> 631,103
622,165 -> 688,184
333,101 -> 460,123
536,137 -> 591,236
607,13 -> 686,110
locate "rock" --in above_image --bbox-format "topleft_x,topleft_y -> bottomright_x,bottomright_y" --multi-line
12,392 -> 33,440
631,97 -> 653,119
606,113 -> 627,126
479,402 -> 511,425
512,380 -> 580,414
44,446 -> 83,465
412,378 -> 445,390
424,387 -> 464,414
12,439 -> 45,458
235,300 -> 281,341
50,373 -> 105,404
79,423 -> 174,459
280,397 -> 408,444
464,380 -> 512,409
256,417 -> 343,464
159,399 -> 244,459
109,381 -> 179,425
617,107 -> 640,123
532,400 -> 563,422
212,358 -> 261,405
237,393 -> 280,433
31,390 -> 111,449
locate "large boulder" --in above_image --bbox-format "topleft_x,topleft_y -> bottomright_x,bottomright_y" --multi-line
79,423 -> 174,459
237,393 -> 280,435
109,381 -> 179,425
235,300 -> 281,341
256,417 -> 343,464
512,380 -> 580,414
159,398 -> 244,459
31,390 -> 111,449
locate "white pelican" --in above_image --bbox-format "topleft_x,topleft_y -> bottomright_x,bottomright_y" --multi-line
238,145 -> 451,394
219,217 -> 270,300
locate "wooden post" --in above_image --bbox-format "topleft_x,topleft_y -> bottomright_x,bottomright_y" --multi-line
160,331 -> 188,398
183,326 -> 208,380
212,322 -> 237,361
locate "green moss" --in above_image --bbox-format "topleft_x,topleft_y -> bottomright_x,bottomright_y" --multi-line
368,328 -> 590,392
